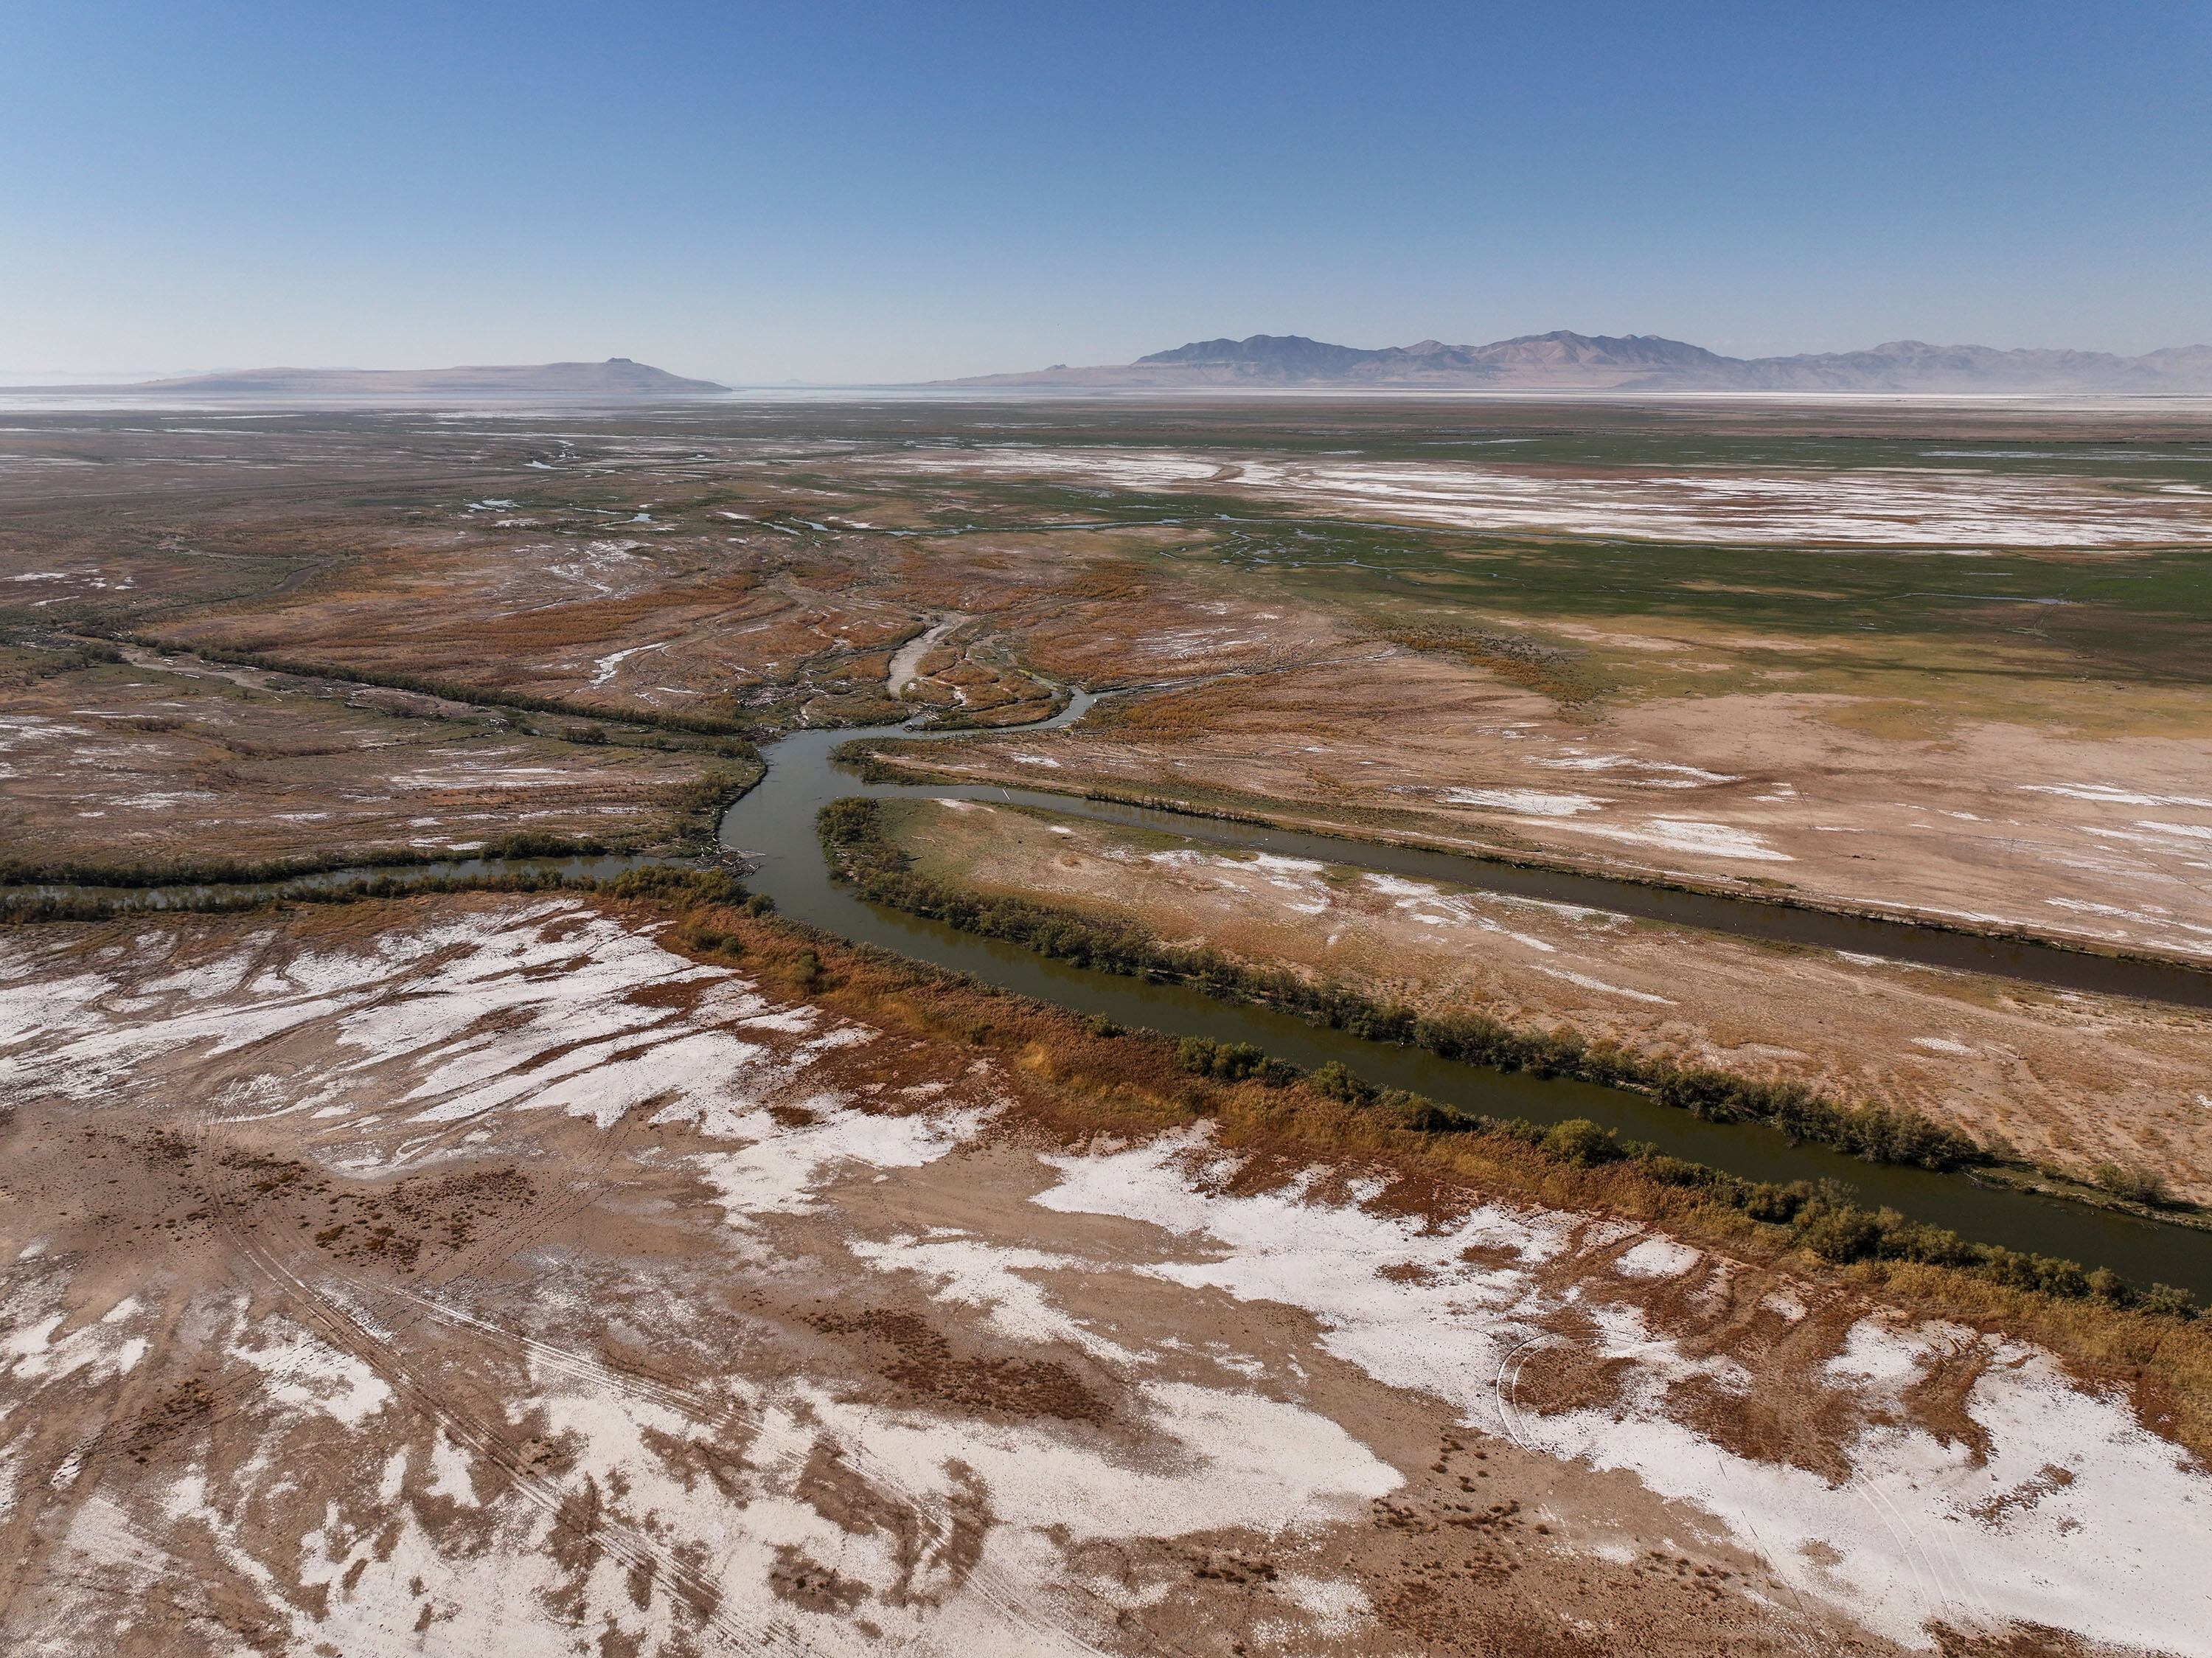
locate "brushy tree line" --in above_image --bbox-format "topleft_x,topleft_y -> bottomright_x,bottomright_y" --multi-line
0,858 -> 768,925
97,630 -> 762,740
4,756 -> 758,892
5,850 -> 2195,1324
660,763 -> 767,851
1169,1036 -> 2199,1320
0,829 -> 624,892
0,867 -> 599,922
816,797 -> 1984,1171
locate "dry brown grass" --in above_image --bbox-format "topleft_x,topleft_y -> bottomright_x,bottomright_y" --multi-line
1374,623 -> 1611,712
466,581 -> 763,652
624,889 -> 2212,1462
890,799 -> 2212,1204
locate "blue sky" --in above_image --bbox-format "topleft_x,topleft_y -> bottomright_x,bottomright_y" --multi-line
2,1 -> 2207,381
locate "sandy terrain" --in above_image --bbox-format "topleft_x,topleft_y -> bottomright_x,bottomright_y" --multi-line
4,895 -> 2208,1655
894,798 -> 2212,1201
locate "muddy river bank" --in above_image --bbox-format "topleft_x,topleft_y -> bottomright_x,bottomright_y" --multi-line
721,694 -> 2212,1297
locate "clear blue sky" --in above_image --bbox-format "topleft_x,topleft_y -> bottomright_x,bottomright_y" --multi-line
2,1 -> 2207,381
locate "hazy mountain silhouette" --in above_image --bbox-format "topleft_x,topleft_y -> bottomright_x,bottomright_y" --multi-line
24,358 -> 728,398
953,330 -> 2212,392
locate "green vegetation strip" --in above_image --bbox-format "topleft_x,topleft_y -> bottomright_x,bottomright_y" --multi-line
0,830 -> 629,892
1171,1035 -> 2197,1318
97,631 -> 764,740
0,870 -> 605,923
817,796 -> 1981,1169
715,858 -> 2211,1324
16,854 -> 2195,1320
0,759 -> 757,894
834,741 -> 2126,964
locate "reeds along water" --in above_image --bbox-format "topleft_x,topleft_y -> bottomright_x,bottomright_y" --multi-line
720,701 -> 2212,1303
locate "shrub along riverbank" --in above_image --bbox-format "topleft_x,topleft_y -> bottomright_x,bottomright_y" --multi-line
1,759 -> 759,894
817,796 -> 1984,1170
1172,1033 -> 2195,1317
0,868 -> 604,922
97,631 -> 762,739
7,865 -> 2199,1446
620,867 -> 2205,1342
0,830 -> 626,892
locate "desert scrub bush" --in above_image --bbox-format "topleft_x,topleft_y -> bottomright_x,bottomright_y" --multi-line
661,762 -> 766,848
1540,1117 -> 1625,1167
1308,1061 -> 1377,1105
827,740 -> 912,783
1697,1184 -> 2184,1309
1365,1088 -> 2199,1319
599,867 -> 752,909
817,796 -> 888,850
1175,1036 -> 1295,1086
2091,1162 -> 2170,1206
1796,1201 -> 1889,1263
0,868 -> 602,923
1273,1050 -> 2202,1320
814,796 -> 1987,1173
674,920 -> 744,956
1,632 -> 123,681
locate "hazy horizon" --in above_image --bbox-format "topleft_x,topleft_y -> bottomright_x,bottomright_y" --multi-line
4,2 -> 2208,383
10,322 -> 2212,392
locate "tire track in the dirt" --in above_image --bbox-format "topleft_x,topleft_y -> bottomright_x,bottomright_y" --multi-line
373,1280 -> 1124,1657
192,1128 -> 818,1657
378,1282 -> 711,1421
1489,1330 -> 1550,1449
102,1057 -> 631,1470
195,1095 -> 1123,1658
335,1050 -> 1122,1654
1490,1283 -> 1840,1658
229,1230 -> 816,1654
1833,1341 -> 2000,1642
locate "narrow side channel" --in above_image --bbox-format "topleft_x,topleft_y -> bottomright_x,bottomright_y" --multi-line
720,696 -> 2212,1297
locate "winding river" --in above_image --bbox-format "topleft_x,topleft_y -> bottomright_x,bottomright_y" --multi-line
20,687 -> 2210,1293
719,692 -> 2212,1297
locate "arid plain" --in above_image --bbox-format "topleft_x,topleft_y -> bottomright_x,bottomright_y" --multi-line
5,397 -> 2212,1656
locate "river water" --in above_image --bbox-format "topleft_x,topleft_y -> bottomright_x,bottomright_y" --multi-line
21,692 -> 2205,1291
719,693 -> 2212,1297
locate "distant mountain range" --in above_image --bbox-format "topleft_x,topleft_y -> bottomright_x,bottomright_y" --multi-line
951,331 -> 2212,393
21,358 -> 728,399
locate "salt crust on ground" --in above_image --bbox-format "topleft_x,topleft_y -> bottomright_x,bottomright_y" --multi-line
7,903 -> 2211,1652
1137,856 -> 1585,959
1034,1131 -> 2212,1654
869,447 -> 2212,547
0,905 -> 1409,1654
251,1364 -> 1397,1658
1,903 -> 792,1149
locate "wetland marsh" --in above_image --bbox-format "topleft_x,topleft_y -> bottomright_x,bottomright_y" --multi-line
7,395 -> 2212,1656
